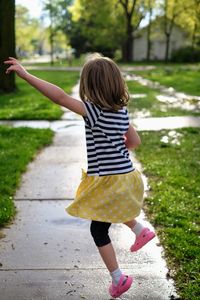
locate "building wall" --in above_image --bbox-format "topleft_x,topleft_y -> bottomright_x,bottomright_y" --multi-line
133,25 -> 188,61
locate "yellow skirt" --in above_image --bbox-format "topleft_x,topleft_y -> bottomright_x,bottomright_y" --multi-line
66,169 -> 144,223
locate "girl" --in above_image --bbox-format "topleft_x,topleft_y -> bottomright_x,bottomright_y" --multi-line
4,54 -> 155,298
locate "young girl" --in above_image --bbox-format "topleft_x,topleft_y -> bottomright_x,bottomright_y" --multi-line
4,54 -> 155,298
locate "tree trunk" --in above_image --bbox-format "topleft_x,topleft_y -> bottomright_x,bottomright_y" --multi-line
49,5 -> 54,66
122,16 -> 133,62
146,0 -> 152,61
191,21 -> 197,49
165,33 -> 170,62
191,22 -> 197,63
122,38 -> 133,62
49,30 -> 54,66
0,0 -> 16,92
146,23 -> 152,61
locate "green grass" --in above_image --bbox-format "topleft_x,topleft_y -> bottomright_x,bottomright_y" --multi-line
0,70 -> 79,120
135,128 -> 200,300
131,65 -> 200,96
0,126 -> 54,226
127,80 -> 200,117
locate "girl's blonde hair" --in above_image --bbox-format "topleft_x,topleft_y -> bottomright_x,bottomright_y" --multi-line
79,53 -> 129,111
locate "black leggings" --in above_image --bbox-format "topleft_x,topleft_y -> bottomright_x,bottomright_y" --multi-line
90,220 -> 111,247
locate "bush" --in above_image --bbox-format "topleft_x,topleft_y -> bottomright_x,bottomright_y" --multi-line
171,46 -> 200,62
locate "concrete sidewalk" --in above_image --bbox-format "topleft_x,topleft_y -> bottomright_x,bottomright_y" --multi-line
1,115 -> 200,132
0,116 -> 178,300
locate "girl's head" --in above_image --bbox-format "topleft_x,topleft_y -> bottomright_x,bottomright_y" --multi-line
79,53 -> 129,111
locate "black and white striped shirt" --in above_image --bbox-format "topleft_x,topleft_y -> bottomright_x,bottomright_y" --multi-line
83,101 -> 134,176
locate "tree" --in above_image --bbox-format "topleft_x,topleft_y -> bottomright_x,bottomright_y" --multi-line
0,0 -> 16,92
69,0 -> 125,57
43,0 -> 57,65
71,0 -> 150,61
190,0 -> 200,50
117,0 -> 146,61
16,5 -> 41,57
176,0 -> 200,49
146,0 -> 153,61
70,0 -> 147,61
43,0 -> 73,65
160,0 -> 195,62
67,18 -> 89,57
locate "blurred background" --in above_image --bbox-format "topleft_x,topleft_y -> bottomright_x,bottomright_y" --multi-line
1,0 -> 200,90
14,0 -> 200,63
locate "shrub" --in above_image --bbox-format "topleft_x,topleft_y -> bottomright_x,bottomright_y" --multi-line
171,46 -> 200,62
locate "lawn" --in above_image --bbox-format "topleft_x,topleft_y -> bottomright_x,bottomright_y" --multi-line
0,70 -> 80,120
131,64 -> 200,96
127,80 -> 200,117
134,128 -> 200,300
0,126 -> 54,226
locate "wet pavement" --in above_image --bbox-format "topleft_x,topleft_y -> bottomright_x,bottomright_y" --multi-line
0,199 -> 177,300
125,73 -> 200,112
0,83 -> 180,299
1,115 -> 200,133
25,66 -> 82,71
24,65 -> 157,73
0,126 -> 178,300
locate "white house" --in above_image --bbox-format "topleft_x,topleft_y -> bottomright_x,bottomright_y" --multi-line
133,19 -> 189,61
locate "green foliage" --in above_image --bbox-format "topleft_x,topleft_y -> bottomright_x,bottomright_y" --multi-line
43,0 -> 72,30
16,5 -> 41,56
15,0 -> 200,62
171,46 -> 200,62
0,126 -> 53,226
135,128 -> 200,300
16,2 -> 73,58
67,18 -> 91,57
174,0 -> 200,46
0,70 -> 79,120
68,0 -> 200,61
69,0 -> 150,59
43,0 -> 73,58
69,0 -> 126,57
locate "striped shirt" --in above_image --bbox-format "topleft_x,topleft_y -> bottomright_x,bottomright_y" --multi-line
83,101 -> 134,176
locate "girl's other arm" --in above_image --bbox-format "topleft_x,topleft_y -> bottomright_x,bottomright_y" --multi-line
124,124 -> 141,149
4,57 -> 86,116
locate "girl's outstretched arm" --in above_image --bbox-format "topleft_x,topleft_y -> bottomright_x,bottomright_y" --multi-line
4,57 -> 86,116
124,124 -> 141,149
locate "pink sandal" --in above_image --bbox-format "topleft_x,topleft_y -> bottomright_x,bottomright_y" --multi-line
130,227 -> 155,252
109,274 -> 133,298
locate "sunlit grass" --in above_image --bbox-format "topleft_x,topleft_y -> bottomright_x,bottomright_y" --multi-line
0,126 -> 54,226
135,128 -> 200,300
127,80 -> 200,117
132,65 -> 200,96
0,70 -> 79,120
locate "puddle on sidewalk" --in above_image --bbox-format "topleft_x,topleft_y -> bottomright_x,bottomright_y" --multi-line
51,216 -> 89,227
0,120 -> 83,133
125,73 -> 200,113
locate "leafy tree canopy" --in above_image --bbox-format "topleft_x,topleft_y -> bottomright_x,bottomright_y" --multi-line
16,5 -> 41,56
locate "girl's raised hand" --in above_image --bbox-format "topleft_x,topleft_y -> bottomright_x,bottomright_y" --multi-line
4,57 -> 28,79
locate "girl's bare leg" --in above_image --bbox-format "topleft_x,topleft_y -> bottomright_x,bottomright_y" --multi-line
124,219 -> 137,229
97,242 -> 118,273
